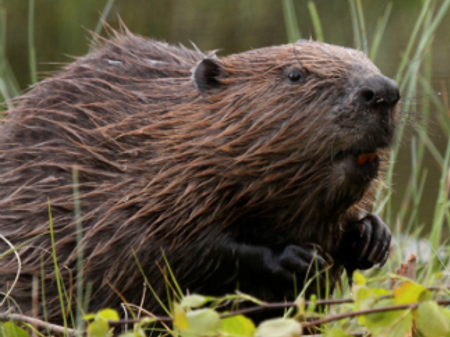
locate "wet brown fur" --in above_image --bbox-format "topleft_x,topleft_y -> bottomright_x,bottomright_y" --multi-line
0,29 -> 396,322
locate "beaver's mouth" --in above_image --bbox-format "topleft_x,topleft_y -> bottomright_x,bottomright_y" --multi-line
356,152 -> 377,165
335,148 -> 381,177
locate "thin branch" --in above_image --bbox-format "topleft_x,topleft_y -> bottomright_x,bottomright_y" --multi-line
109,297 -> 450,329
0,311 -> 78,336
111,315 -> 172,325
109,297 -> 355,325
3,293 -> 450,335
302,299 -> 450,329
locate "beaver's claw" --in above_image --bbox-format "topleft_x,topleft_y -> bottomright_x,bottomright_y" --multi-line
339,214 -> 391,284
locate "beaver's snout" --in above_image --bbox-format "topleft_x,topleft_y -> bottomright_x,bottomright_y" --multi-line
357,75 -> 400,108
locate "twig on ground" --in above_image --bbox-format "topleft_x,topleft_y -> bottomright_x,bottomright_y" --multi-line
0,311 -> 78,336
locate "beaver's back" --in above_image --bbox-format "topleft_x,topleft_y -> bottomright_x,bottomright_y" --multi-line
0,33 -> 207,318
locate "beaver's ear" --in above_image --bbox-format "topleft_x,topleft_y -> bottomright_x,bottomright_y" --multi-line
193,58 -> 225,94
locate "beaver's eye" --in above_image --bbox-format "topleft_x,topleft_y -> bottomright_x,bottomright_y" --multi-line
288,70 -> 303,82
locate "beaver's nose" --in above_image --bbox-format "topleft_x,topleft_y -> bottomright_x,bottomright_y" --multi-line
357,76 -> 400,107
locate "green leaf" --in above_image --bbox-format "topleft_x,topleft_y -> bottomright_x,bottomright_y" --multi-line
394,281 -> 430,305
416,301 -> 450,337
221,315 -> 256,337
97,308 -> 120,322
173,303 -> 189,331
180,294 -> 210,308
295,298 -> 305,317
87,320 -> 110,337
137,317 -> 157,327
118,333 -> 139,337
133,327 -> 146,337
326,328 -> 353,337
0,322 -> 30,337
255,318 -> 302,337
362,298 -> 412,337
353,271 -> 366,285
183,309 -> 221,337
354,286 -> 376,312
306,294 -> 316,313
353,285 -> 392,326
84,313 -> 97,321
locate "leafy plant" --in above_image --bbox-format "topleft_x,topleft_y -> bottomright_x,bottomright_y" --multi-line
0,0 -> 450,336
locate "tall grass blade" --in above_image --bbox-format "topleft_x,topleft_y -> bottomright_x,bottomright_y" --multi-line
369,2 -> 392,61
348,0 -> 361,49
355,0 -> 368,54
406,169 -> 428,232
83,282 -> 92,318
160,249 -> 183,298
393,11 -> 434,231
0,3 -> 20,110
396,0 -> 430,83
28,0 -> 37,84
89,0 -> 116,53
132,250 -> 171,316
282,0 -> 301,42
307,1 -> 324,42
429,135 -> 450,247
72,167 -> 84,334
40,257 -> 51,337
48,200 -> 69,335
387,0 -> 450,180
421,75 -> 450,134
0,2 -> 7,106
375,1 -> 449,213
398,0 -> 450,88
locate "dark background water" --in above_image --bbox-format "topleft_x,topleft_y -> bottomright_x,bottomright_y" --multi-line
2,0 -> 450,230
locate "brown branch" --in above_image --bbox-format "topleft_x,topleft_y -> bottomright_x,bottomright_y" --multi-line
109,291 -> 450,326
4,288 -> 450,334
110,297 -> 450,332
0,311 -> 78,336
109,298 -> 354,325
308,332 -> 366,337
111,315 -> 172,325
302,299 -> 450,329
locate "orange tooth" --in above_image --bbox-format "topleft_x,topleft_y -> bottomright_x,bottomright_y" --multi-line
368,153 -> 377,163
357,153 -> 369,165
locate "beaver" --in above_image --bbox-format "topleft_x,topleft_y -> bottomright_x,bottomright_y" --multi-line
0,29 -> 398,324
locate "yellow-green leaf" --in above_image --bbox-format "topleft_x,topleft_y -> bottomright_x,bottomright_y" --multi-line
307,294 -> 316,312
362,298 -> 412,337
173,303 -> 189,331
0,322 -> 30,337
84,313 -> 97,321
97,308 -> 120,322
133,327 -> 146,337
255,318 -> 302,337
295,298 -> 305,317
221,315 -> 255,337
354,285 -> 392,326
416,301 -> 450,337
118,333 -> 138,337
326,328 -> 353,337
180,294 -> 210,308
185,309 -> 221,336
394,281 -> 430,305
87,320 -> 110,337
353,271 -> 366,285
137,317 -> 157,328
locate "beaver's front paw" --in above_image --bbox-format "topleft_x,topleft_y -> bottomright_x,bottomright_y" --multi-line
340,214 -> 391,277
278,245 -> 328,283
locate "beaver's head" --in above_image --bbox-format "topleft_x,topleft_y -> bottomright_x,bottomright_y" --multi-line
191,40 -> 399,224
